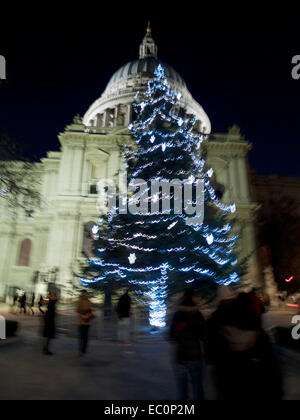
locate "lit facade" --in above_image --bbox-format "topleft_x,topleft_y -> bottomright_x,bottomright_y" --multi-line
0,26 -> 261,298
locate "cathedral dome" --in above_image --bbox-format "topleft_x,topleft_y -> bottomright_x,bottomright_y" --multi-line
105,57 -> 187,92
83,23 -> 211,134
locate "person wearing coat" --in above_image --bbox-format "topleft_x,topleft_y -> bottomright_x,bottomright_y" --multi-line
19,293 -> 27,315
207,291 -> 283,400
76,290 -> 94,356
43,292 -> 58,355
170,288 -> 206,400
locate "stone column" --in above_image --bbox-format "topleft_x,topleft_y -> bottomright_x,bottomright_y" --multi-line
50,169 -> 59,198
45,215 -> 59,268
69,147 -> 77,192
239,211 -> 261,289
0,227 -> 13,288
103,110 -> 108,127
45,211 -> 79,291
58,145 -> 74,194
107,151 -> 119,179
47,170 -> 54,198
222,162 -> 231,202
36,226 -> 49,268
73,214 -> 83,260
42,170 -> 49,198
96,114 -> 102,127
5,228 -> 21,286
71,145 -> 85,195
234,158 -> 241,201
57,147 -> 68,194
59,214 -> 78,273
114,107 -> 118,128
126,104 -> 132,126
229,158 -> 238,201
237,157 -> 249,203
81,153 -> 90,196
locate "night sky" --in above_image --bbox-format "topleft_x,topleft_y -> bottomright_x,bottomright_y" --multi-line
1,6 -> 299,177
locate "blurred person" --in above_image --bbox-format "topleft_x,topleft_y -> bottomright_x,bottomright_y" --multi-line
19,292 -> 27,315
13,291 -> 19,305
278,291 -> 287,303
117,290 -> 131,344
207,291 -> 283,400
43,292 -> 58,355
38,295 -> 45,315
29,293 -> 35,316
11,291 -> 19,313
76,290 -> 94,357
206,285 -> 237,366
170,288 -> 206,400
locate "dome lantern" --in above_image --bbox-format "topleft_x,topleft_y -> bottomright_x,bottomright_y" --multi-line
139,21 -> 158,59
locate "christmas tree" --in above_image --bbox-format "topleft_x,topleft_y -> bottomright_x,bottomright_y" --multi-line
80,65 -> 244,327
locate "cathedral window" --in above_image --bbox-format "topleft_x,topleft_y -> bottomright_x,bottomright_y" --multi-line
90,184 -> 98,195
18,239 -> 32,267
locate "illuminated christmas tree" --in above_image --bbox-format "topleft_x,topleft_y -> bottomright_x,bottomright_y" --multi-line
80,65 -> 244,327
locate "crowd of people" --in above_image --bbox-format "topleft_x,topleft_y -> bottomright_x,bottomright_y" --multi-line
42,289 -> 132,356
8,285 -> 284,400
11,291 -> 46,316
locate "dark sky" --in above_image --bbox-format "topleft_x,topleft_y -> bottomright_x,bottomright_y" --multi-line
0,5 -> 300,177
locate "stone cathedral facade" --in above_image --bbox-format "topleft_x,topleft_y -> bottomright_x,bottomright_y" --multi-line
0,26 -> 261,299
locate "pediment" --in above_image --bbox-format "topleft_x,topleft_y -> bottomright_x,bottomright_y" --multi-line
85,148 -> 109,163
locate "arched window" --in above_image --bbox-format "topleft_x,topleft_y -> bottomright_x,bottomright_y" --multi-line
18,239 -> 32,266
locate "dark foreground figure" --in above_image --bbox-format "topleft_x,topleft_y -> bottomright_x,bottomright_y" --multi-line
43,292 -> 58,355
19,293 -> 27,314
117,291 -> 132,344
170,289 -> 206,400
207,290 -> 283,400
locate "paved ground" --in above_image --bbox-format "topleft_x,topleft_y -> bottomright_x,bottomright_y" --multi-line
0,335 -> 179,400
0,305 -> 300,400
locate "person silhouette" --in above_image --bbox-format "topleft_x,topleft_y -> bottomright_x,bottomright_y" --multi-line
170,288 -> 206,400
19,293 -> 27,315
77,290 -> 94,357
43,292 -> 58,355
117,290 -> 132,345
